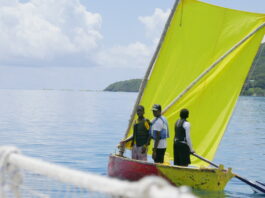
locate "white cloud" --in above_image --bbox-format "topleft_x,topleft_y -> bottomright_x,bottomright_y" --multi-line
0,0 -> 102,63
93,8 -> 170,69
94,42 -> 152,69
0,2 -> 170,70
139,8 -> 170,44
262,36 -> 265,43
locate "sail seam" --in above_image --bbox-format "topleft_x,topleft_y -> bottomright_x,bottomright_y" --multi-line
162,22 -> 265,114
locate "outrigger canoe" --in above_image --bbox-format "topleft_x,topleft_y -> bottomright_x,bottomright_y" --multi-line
108,0 -> 265,192
108,154 -> 234,191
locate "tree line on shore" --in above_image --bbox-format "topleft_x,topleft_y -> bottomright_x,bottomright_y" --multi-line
242,42 -> 265,96
104,43 -> 265,96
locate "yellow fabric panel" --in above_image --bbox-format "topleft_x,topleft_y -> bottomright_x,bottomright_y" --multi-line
164,29 -> 265,166
125,0 -> 265,166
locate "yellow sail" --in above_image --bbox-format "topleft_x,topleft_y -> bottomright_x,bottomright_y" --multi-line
125,0 -> 265,166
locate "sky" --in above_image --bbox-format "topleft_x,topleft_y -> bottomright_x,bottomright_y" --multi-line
0,0 -> 265,90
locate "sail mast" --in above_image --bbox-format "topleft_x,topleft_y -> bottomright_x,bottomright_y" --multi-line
124,0 -> 181,138
162,22 -> 265,114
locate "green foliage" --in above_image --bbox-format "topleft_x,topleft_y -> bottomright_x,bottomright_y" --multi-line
243,43 -> 265,96
243,88 -> 265,96
104,79 -> 142,92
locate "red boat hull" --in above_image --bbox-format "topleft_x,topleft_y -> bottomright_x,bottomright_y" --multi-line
108,154 -> 234,191
108,154 -> 162,181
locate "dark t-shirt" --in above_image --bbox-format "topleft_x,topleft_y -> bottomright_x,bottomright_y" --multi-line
175,119 -> 187,142
133,119 -> 150,147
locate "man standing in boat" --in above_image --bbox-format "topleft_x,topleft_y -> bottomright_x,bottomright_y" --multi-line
174,108 -> 194,166
150,104 -> 169,163
120,105 -> 150,161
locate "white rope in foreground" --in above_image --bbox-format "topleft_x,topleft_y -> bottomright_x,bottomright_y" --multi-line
0,146 -> 22,198
0,146 -> 197,198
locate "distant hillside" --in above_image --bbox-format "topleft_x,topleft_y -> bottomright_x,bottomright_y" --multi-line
104,43 -> 265,96
242,42 -> 265,96
104,79 -> 142,92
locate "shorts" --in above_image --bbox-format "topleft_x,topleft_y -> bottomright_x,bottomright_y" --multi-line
132,145 -> 147,161
174,141 -> 191,166
153,148 -> 166,163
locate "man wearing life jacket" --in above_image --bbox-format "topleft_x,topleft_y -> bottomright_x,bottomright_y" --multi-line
120,105 -> 150,161
174,108 -> 195,166
150,104 -> 169,163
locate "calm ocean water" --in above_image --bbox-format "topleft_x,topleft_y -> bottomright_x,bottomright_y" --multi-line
0,89 -> 264,198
